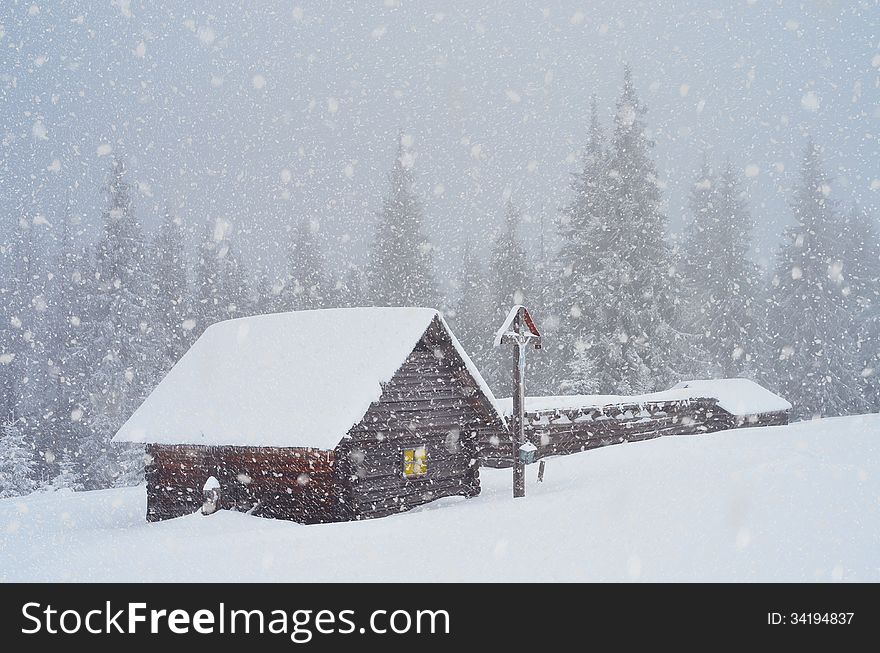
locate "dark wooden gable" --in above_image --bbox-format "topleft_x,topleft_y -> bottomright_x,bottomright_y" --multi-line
336,315 -> 500,519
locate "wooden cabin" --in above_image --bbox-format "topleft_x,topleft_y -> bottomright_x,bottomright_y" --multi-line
480,378 -> 791,467
113,308 -> 505,524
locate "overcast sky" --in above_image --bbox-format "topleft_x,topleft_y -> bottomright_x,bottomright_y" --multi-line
2,0 -> 877,282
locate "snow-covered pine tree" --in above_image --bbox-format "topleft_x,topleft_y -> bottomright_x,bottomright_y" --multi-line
366,139 -> 438,307
194,219 -> 223,332
483,199 -> 533,390
48,450 -> 84,491
451,240 -> 492,378
490,200 -> 532,314
217,235 -> 252,319
0,217 -> 56,486
81,158 -> 152,489
150,207 -> 192,366
527,253 -> 564,396
679,161 -> 764,378
194,218 -> 252,333
0,222 -> 31,432
858,303 -> 880,412
47,208 -> 97,489
841,206 -> 880,312
336,264 -> 364,308
561,68 -> 698,395
842,206 -> 880,412
765,139 -> 863,418
0,415 -> 37,498
555,97 -> 616,393
0,235 -> 16,423
278,215 -> 331,311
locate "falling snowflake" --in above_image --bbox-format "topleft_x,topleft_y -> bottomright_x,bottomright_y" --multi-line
32,121 -> 48,140
801,91 -> 819,111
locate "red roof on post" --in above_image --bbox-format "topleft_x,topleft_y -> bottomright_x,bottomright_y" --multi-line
494,305 -> 542,349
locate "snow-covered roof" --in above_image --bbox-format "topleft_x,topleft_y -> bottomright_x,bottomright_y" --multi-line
670,379 -> 791,416
113,307 -> 502,449
497,378 -> 791,418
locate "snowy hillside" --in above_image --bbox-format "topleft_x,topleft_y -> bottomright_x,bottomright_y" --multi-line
2,413 -> 878,583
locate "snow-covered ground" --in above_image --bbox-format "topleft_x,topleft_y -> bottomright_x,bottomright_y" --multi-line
2,414 -> 878,582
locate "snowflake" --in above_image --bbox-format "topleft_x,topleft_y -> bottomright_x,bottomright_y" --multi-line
801,91 -> 819,111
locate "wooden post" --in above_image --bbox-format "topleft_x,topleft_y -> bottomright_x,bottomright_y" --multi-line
512,313 -> 525,498
537,460 -> 546,483
495,305 -> 541,500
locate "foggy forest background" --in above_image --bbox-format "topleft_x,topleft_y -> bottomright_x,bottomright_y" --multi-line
1,2 -> 879,497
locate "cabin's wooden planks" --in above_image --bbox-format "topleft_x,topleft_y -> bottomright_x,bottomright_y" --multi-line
338,322 -> 488,520
479,397 -> 790,468
145,444 -> 337,523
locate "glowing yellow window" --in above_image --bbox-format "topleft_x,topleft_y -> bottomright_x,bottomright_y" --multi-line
404,447 -> 427,478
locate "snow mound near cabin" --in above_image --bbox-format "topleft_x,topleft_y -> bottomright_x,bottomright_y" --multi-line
4,413 -> 879,582
113,307 -> 499,450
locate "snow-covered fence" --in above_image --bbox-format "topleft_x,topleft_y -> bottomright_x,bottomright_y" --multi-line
479,379 -> 791,468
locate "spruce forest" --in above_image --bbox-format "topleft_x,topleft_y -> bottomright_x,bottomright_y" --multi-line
2,66 -> 877,497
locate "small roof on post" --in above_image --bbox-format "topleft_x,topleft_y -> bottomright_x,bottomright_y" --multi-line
493,305 -> 542,349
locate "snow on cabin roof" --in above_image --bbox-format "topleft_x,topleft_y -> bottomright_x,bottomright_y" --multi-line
670,379 -> 791,416
113,307 -> 503,449
496,378 -> 790,418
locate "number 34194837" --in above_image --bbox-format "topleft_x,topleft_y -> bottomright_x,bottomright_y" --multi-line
768,613 -> 854,625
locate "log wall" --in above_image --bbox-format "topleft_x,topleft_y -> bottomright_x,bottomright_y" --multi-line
479,397 -> 790,468
144,444 -> 338,523
337,319 -> 499,520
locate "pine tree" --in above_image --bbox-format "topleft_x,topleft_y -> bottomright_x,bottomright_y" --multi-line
484,200 -> 533,390
765,139 -> 863,418
842,206 -> 880,412
48,208 -> 96,489
337,264 -> 364,308
278,215 -> 331,311
527,255 -> 564,396
0,416 -> 37,498
0,217 -> 57,485
451,241 -> 492,377
366,138 -> 438,307
561,69 -> 698,395
0,222 -> 31,429
0,227 -> 44,491
81,158 -> 152,489
555,97 -> 615,392
679,161 -> 764,378
194,219 -> 223,332
858,303 -> 880,412
217,236 -> 251,319
49,450 -> 84,491
841,206 -> 880,312
490,200 -> 532,315
194,219 -> 252,332
150,207 -> 191,365
0,237 -> 16,424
